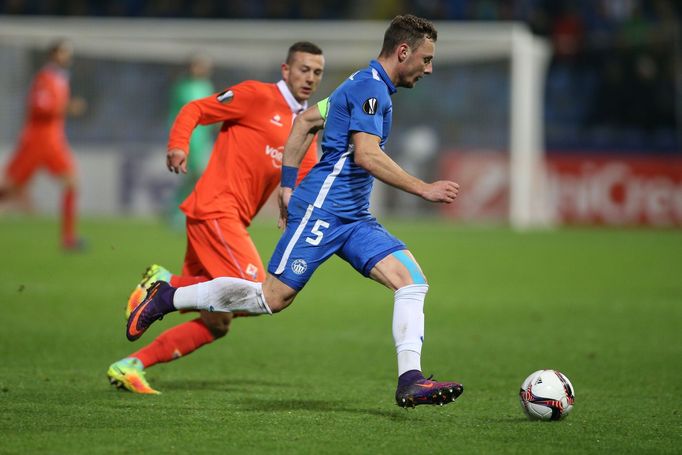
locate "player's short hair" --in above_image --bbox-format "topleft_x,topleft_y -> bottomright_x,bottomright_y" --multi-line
47,38 -> 72,56
187,52 -> 211,66
286,41 -> 323,64
379,15 -> 438,57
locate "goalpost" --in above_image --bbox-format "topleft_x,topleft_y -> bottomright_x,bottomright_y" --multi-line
0,17 -> 551,228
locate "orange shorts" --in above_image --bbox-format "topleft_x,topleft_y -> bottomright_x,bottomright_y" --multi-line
183,215 -> 265,282
5,136 -> 75,186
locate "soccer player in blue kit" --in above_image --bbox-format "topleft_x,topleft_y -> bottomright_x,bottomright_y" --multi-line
126,14 -> 463,408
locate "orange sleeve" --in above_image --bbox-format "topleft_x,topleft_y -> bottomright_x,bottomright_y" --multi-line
167,80 -> 261,152
29,73 -> 63,119
297,135 -> 319,184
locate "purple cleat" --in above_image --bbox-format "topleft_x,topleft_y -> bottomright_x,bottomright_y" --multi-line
126,281 -> 177,341
395,370 -> 464,408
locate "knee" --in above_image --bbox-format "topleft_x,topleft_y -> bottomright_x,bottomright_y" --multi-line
61,174 -> 78,189
396,273 -> 428,289
209,324 -> 229,339
0,182 -> 18,198
263,292 -> 297,313
266,297 -> 287,313
387,271 -> 428,291
261,276 -> 297,313
201,314 -> 232,339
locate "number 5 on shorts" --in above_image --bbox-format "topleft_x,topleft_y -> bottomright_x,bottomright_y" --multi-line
306,219 -> 330,246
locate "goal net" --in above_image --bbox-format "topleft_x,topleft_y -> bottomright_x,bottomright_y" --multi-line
0,17 -> 550,228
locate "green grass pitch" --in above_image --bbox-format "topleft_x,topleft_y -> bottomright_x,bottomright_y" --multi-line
0,217 -> 680,454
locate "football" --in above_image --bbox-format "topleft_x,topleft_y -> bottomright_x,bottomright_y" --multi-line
519,369 -> 575,420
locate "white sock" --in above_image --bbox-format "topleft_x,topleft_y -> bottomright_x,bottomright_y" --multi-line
173,277 -> 272,315
393,284 -> 428,376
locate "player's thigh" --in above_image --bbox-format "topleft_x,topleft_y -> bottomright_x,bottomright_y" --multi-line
5,145 -> 42,187
267,198 -> 348,292
211,216 -> 265,281
338,220 -> 424,290
45,147 -> 76,182
186,216 -> 265,281
181,226 -> 208,278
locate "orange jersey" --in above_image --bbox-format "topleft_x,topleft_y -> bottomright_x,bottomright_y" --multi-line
168,80 -> 318,224
21,64 -> 70,142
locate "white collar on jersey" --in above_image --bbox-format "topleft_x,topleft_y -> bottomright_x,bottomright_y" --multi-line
45,62 -> 70,80
276,80 -> 308,114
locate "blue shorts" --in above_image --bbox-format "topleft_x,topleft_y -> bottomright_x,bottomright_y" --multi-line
267,196 -> 406,291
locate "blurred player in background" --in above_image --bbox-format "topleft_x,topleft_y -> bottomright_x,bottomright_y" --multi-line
0,39 -> 86,250
108,42 -> 325,394
165,53 -> 215,230
126,15 -> 464,408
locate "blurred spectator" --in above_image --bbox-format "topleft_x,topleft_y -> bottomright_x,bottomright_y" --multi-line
551,3 -> 585,59
627,53 -> 676,132
588,56 -> 627,130
619,1 -> 653,49
602,0 -> 637,23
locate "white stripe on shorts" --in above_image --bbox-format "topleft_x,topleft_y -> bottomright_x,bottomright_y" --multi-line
212,219 -> 246,279
275,203 -> 315,275
314,149 -> 351,208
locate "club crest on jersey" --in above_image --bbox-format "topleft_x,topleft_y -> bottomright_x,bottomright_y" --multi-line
216,89 -> 234,103
362,97 -> 378,115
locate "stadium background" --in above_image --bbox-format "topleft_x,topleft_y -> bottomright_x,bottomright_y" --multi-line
1,0 -> 680,226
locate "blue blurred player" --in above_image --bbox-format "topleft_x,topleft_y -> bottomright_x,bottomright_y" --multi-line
127,15 -> 463,408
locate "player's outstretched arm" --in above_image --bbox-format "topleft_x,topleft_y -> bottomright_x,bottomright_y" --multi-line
278,104 -> 326,228
282,104 -> 325,168
352,132 -> 459,203
166,89 -> 243,174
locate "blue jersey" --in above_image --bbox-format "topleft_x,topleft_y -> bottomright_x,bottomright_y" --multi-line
292,60 -> 397,220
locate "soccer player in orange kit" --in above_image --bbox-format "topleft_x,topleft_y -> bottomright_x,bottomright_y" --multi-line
0,39 -> 86,250
107,41 -> 325,394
